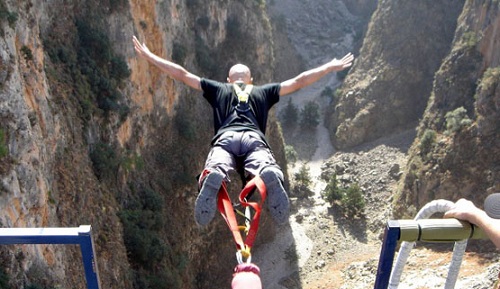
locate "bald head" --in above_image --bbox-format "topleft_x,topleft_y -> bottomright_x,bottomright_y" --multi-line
227,64 -> 253,84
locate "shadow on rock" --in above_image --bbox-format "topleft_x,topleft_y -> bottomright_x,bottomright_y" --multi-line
328,205 -> 368,243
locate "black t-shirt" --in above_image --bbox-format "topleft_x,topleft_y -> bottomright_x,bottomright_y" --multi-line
200,78 -> 281,144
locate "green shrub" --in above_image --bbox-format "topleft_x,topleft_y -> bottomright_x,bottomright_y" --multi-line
110,55 -> 131,83
0,267 -> 9,289
118,188 -> 183,289
21,45 -> 33,61
294,163 -> 313,198
76,19 -> 111,62
89,142 -> 119,180
195,35 -> 215,74
294,163 -> 311,188
226,16 -> 242,39
0,2 -> 17,27
337,68 -> 350,81
322,174 -> 343,204
479,67 -> 500,91
43,17 -> 130,122
5,12 -> 16,27
300,101 -> 320,130
196,16 -> 210,29
419,129 -> 436,156
280,98 -> 299,130
461,31 -> 479,50
320,87 -> 333,98
121,152 -> 144,173
75,19 -> 130,117
0,2 -> 17,35
174,105 -> 196,141
118,188 -> 166,268
322,176 -> 365,217
146,270 -> 180,289
340,183 -> 365,217
445,107 -> 472,134
0,129 -> 7,158
284,145 -> 297,164
172,42 -> 187,63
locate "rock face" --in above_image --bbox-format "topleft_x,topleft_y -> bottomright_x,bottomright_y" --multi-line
1,0 -> 499,288
394,0 -> 500,217
0,1 -> 283,289
269,0 -> 376,80
327,0 -> 499,219
329,0 -> 465,149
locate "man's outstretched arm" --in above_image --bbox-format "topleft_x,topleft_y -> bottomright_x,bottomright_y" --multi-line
279,53 -> 354,96
133,36 -> 202,91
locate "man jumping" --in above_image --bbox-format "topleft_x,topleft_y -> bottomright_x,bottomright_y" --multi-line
133,35 -> 354,226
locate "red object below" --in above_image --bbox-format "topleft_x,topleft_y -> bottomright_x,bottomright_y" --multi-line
231,263 -> 262,289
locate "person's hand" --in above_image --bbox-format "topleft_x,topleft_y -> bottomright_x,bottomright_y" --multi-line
330,53 -> 354,71
133,35 -> 151,59
444,198 -> 485,224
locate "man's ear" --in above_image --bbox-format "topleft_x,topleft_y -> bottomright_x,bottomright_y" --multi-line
250,77 -> 253,84
227,77 -> 231,83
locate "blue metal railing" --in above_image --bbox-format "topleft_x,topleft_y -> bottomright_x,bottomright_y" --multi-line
373,219 -> 487,289
0,225 -> 101,289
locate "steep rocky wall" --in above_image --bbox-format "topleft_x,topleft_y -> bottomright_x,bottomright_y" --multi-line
319,0 -> 499,226
268,0 -> 376,76
394,0 -> 500,217
329,0 -> 465,149
0,0 -> 282,288
1,1 -> 129,288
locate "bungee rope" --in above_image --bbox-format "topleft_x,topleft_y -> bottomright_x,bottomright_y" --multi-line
234,197 -> 253,235
217,176 -> 267,264
388,199 -> 467,289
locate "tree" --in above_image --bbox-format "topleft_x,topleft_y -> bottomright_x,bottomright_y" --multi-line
284,145 -> 298,164
322,175 -> 365,218
322,173 -> 343,204
445,107 -> 472,134
300,100 -> 320,130
280,98 -> 299,130
294,163 -> 313,198
341,184 -> 365,218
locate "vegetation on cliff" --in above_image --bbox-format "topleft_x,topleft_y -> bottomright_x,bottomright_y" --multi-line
1,0 -> 499,288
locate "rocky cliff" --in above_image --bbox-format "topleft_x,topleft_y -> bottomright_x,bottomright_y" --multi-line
0,0 -> 284,288
1,0 -> 499,288
329,0 -> 465,149
394,0 -> 500,217
329,0 -> 499,218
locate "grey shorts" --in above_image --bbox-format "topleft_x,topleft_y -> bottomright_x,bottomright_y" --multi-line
203,130 -> 281,182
